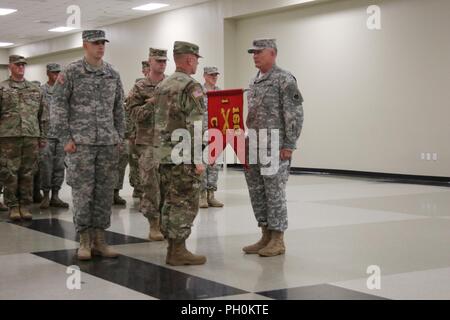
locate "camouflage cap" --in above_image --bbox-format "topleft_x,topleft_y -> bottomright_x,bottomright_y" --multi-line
142,60 -> 150,68
173,41 -> 202,58
9,55 -> 27,65
149,48 -> 168,60
204,66 -> 220,75
46,63 -> 62,72
82,29 -> 109,42
247,38 -> 277,53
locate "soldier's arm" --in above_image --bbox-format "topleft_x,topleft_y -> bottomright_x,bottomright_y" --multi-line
125,84 -> 146,121
113,75 -> 126,142
51,69 -> 73,146
38,91 -> 49,140
0,88 -> 3,117
280,75 -> 304,150
183,82 -> 205,164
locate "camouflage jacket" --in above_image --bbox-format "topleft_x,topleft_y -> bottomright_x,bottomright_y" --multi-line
40,82 -> 58,139
154,70 -> 205,164
247,64 -> 304,150
125,76 -> 165,145
0,78 -> 47,139
51,58 -> 125,146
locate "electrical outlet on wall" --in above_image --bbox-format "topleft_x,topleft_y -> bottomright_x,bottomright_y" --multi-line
432,153 -> 438,161
426,153 -> 431,161
421,153 -> 425,160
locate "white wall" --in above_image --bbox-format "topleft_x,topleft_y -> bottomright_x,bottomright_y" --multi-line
9,0 -> 450,177
226,0 -> 450,176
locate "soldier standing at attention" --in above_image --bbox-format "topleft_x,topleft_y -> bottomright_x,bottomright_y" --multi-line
126,60 -> 150,199
243,39 -> 304,257
0,55 -> 47,221
39,63 -> 69,209
199,66 -> 224,209
154,41 -> 206,266
52,30 -> 125,261
126,48 -> 167,241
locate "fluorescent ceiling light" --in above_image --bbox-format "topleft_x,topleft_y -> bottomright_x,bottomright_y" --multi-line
0,42 -> 14,47
132,3 -> 169,11
0,8 -> 17,15
49,26 -> 77,32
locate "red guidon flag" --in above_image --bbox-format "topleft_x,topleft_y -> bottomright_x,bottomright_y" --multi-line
206,89 -> 246,166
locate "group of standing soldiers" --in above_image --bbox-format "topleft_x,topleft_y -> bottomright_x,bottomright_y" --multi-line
0,56 -> 68,220
0,29 -> 304,265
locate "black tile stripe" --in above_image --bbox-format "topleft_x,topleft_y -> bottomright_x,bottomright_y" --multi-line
33,249 -> 247,300
257,284 -> 388,300
11,218 -> 149,245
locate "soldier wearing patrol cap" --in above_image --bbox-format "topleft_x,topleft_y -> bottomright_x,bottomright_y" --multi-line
125,47 -> 168,241
52,30 -> 125,261
243,39 -> 304,257
38,63 -> 69,210
0,55 -> 48,221
154,41 -> 207,266
199,66 -> 224,209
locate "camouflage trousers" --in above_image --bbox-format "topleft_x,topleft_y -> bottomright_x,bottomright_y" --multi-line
66,145 -> 118,233
244,160 -> 291,232
115,141 -> 129,190
0,137 -> 39,208
128,140 -> 142,192
0,158 -> 13,186
39,138 -> 65,192
200,163 -> 221,191
160,164 -> 201,240
138,146 -> 162,220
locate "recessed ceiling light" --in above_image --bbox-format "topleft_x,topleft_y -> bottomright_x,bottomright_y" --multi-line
0,42 -> 14,47
132,3 -> 169,11
49,26 -> 77,32
0,8 -> 17,16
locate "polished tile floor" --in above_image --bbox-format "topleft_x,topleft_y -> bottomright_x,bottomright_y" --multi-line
0,168 -> 449,300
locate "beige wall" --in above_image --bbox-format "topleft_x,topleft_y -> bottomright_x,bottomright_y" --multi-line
8,0 -> 450,177
226,0 -> 450,176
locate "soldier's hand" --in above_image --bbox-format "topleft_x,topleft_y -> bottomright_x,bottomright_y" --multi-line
145,97 -> 155,104
280,149 -> 293,160
195,164 -> 206,175
64,140 -> 77,154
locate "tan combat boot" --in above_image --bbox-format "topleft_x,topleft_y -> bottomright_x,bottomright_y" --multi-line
9,207 -> 21,221
207,190 -> 224,207
77,230 -> 92,261
91,228 -> 119,258
50,190 -> 69,208
199,190 -> 208,208
166,239 -> 207,266
20,206 -> 33,220
40,191 -> 50,209
242,227 -> 271,254
258,231 -> 286,257
148,217 -> 164,241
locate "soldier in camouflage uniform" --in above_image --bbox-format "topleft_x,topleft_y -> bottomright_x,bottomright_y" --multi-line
52,30 -> 125,261
243,39 -> 304,257
0,55 -> 47,221
126,60 -> 150,199
154,41 -> 207,266
199,66 -> 224,209
31,80 -> 43,203
39,63 -> 70,209
125,48 -> 167,241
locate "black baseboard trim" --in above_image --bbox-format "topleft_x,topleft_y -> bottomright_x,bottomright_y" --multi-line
225,164 -> 450,187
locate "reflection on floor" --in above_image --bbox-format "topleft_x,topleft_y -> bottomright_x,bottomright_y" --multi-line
1,168 -> 449,300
